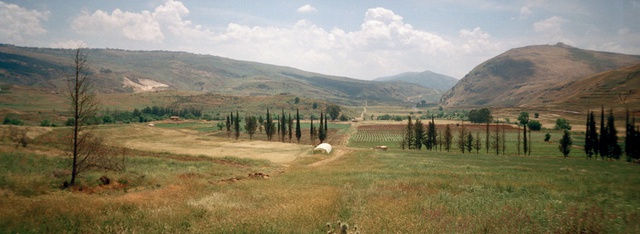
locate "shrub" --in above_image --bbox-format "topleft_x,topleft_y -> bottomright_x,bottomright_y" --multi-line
544,133 -> 551,142
554,118 -> 571,130
528,120 -> 542,131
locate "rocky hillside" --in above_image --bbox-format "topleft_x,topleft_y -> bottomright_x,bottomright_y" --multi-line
0,44 -> 439,105
440,43 -> 640,109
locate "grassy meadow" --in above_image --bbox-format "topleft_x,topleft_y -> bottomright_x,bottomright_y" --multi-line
0,120 -> 639,233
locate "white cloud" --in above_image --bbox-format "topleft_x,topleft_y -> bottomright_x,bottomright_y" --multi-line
203,7 -> 490,79
533,16 -> 565,34
71,0 -> 210,44
519,0 -> 545,18
296,4 -> 317,13
65,2 -> 500,79
0,1 -> 49,44
49,40 -> 87,49
72,8 -> 164,42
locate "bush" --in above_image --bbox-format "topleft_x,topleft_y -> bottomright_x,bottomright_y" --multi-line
544,133 -> 551,142
554,118 -> 571,130
528,120 -> 542,131
339,114 -> 349,121
377,114 -> 392,120
3,116 -> 24,126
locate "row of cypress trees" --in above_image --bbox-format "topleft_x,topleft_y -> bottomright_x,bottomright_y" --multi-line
224,108 -> 329,144
584,107 -> 639,161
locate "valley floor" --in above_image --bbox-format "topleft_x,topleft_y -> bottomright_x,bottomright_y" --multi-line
0,123 -> 639,233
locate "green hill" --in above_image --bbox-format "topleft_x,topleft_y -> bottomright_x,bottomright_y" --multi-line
440,43 -> 640,110
0,44 -> 439,106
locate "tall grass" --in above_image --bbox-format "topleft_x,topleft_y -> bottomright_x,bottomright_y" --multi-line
1,141 -> 638,232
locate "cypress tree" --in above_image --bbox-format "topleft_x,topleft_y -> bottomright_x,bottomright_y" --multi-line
404,115 -> 414,150
424,116 -> 436,150
559,129 -> 573,157
607,109 -> 622,160
466,131 -> 474,153
585,111 -> 598,159
599,106 -> 607,159
319,112 -> 326,143
234,111 -> 240,140
226,115 -> 231,137
485,121 -> 490,154
295,108 -> 301,143
266,109 -> 273,141
474,131 -> 481,154
517,125 -> 521,155
589,111 -> 599,158
457,123 -> 466,153
281,109 -> 286,143
444,124 -> 452,152
494,123 -> 501,155
288,113 -> 293,142
414,118 -> 424,150
324,113 -> 328,139
310,117 -> 315,145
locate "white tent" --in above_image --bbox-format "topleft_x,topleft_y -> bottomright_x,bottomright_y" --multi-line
313,143 -> 332,154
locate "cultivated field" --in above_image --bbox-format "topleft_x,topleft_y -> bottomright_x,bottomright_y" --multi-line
0,120 -> 638,233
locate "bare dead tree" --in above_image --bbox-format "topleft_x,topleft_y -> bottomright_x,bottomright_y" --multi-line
66,48 -> 100,186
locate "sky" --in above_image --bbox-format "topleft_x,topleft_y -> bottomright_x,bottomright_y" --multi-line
1,0 -> 639,80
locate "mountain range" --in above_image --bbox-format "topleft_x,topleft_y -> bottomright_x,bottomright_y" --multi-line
2,43 -> 640,112
0,44 -> 440,106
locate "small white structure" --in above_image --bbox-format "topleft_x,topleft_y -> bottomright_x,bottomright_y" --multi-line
313,143 -> 332,154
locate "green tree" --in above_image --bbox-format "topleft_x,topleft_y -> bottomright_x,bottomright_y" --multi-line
265,109 -> 273,141
585,111 -> 598,159
528,120 -> 542,131
295,108 -> 301,143
324,114 -> 328,140
310,117 -> 316,145
326,104 -> 341,121
468,108 -> 492,123
598,106 -> 606,159
424,116 -> 437,150
474,131 -> 481,154
258,115 -> 264,133
518,112 -> 530,155
288,112 -> 293,142
414,118 -> 424,150
244,115 -> 258,140
559,129 -> 572,157
403,116 -> 414,150
466,131 -> 474,153
234,111 -> 241,140
281,109 -> 286,143
444,124 -> 452,152
226,115 -> 231,137
457,124 -> 467,153
319,112 -> 326,143
607,109 -> 622,160
554,118 -> 572,130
